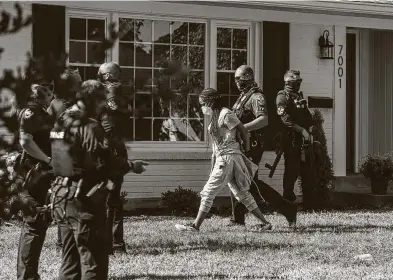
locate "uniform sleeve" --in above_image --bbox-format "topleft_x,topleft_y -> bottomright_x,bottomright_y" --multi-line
250,93 -> 268,118
19,108 -> 41,135
223,110 -> 241,131
78,122 -> 131,180
276,94 -> 304,133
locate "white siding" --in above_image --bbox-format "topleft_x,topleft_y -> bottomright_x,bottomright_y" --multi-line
0,2 -> 32,74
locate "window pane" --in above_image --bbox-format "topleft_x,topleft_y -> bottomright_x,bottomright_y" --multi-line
230,75 -> 239,95
222,96 -> 230,108
121,68 -> 134,87
135,19 -> 152,43
85,67 -> 99,80
69,41 -> 86,63
189,23 -> 205,46
153,95 -> 169,118
119,43 -> 134,66
171,22 -> 188,44
230,95 -> 239,109
171,45 -> 187,63
154,20 -> 170,44
232,50 -> 247,70
153,44 -> 170,66
217,28 -> 231,48
74,66 -> 86,81
135,94 -> 152,118
171,94 -> 187,118
153,119 -> 169,141
217,49 -> 231,70
188,71 -> 204,94
233,29 -> 248,49
87,42 -> 105,64
88,19 -> 105,41
135,44 -> 152,67
188,95 -> 202,118
189,46 -> 204,69
189,120 -> 204,141
70,18 -> 86,40
135,119 -> 152,141
135,69 -> 152,92
217,72 -> 230,95
123,119 -> 134,141
119,18 -> 134,41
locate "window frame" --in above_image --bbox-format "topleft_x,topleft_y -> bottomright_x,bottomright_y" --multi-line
65,10 -> 260,156
215,21 -> 254,110
65,10 -> 112,76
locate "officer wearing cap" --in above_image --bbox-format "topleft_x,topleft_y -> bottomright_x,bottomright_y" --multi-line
17,75 -> 54,280
231,65 -> 297,227
97,62 -> 131,254
276,70 -> 314,205
51,80 -> 148,280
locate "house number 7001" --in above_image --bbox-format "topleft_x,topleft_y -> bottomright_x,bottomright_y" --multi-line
338,44 -> 344,89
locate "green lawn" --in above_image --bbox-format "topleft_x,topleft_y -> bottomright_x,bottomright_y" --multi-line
1,211 -> 393,279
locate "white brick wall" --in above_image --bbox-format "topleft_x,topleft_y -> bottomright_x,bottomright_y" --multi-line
0,2 -> 32,75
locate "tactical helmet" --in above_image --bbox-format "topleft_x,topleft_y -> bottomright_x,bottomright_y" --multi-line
97,62 -> 121,82
234,65 -> 254,81
284,70 -> 302,83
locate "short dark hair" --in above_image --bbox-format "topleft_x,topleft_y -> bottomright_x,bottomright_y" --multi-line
54,68 -> 81,98
199,88 -> 224,110
77,80 -> 106,101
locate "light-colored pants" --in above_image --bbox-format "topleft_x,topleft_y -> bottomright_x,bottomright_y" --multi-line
200,154 -> 258,213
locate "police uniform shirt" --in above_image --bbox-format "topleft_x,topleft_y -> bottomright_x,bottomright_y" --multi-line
276,91 -> 312,133
47,98 -> 71,121
233,87 -> 268,123
19,104 -> 52,156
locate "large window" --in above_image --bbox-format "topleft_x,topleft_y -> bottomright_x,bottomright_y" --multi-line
117,18 -> 206,142
216,27 -> 249,108
67,16 -> 107,80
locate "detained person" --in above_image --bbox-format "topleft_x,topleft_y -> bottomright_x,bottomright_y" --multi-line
175,88 -> 273,232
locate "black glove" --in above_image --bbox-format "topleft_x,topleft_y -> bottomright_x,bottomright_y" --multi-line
129,160 -> 149,174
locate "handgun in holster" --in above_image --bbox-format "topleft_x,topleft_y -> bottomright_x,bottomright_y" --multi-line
86,180 -> 115,204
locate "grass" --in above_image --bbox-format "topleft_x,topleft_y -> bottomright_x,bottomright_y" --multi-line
1,210 -> 393,279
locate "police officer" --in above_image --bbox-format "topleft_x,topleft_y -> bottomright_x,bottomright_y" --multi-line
97,62 -> 131,254
276,70 -> 314,207
230,65 -> 297,227
17,76 -> 54,280
50,80 -> 148,280
48,68 -> 82,251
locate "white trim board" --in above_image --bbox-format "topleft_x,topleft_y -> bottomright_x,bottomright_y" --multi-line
39,1 -> 393,30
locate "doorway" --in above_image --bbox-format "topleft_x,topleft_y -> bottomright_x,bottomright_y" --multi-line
346,32 -> 358,173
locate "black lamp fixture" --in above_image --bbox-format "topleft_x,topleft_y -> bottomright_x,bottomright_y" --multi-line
318,30 -> 334,59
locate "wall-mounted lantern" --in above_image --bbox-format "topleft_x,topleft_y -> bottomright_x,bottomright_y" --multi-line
318,30 -> 334,59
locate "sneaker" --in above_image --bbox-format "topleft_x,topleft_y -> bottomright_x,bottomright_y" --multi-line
175,223 -> 199,232
249,223 -> 273,232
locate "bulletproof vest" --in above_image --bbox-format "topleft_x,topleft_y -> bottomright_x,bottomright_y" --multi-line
278,90 -> 313,130
18,102 -> 52,156
232,86 -> 261,124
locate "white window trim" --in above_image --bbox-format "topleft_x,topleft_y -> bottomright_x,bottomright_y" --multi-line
65,9 -> 112,65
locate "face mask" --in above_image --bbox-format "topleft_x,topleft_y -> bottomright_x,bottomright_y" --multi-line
201,106 -> 213,115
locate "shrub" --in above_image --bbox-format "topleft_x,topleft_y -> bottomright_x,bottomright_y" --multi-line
161,186 -> 200,216
358,153 -> 393,181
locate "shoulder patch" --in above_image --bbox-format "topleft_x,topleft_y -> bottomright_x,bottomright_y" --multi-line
107,99 -> 118,110
277,106 -> 285,116
23,108 -> 34,119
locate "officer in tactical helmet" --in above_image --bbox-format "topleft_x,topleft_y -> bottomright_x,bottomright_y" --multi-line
276,70 -> 314,206
97,62 -> 132,254
231,65 -> 297,227
50,80 -> 148,279
17,75 -> 54,280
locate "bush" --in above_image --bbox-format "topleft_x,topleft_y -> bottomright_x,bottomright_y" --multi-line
358,153 -> 393,181
161,186 -> 200,216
